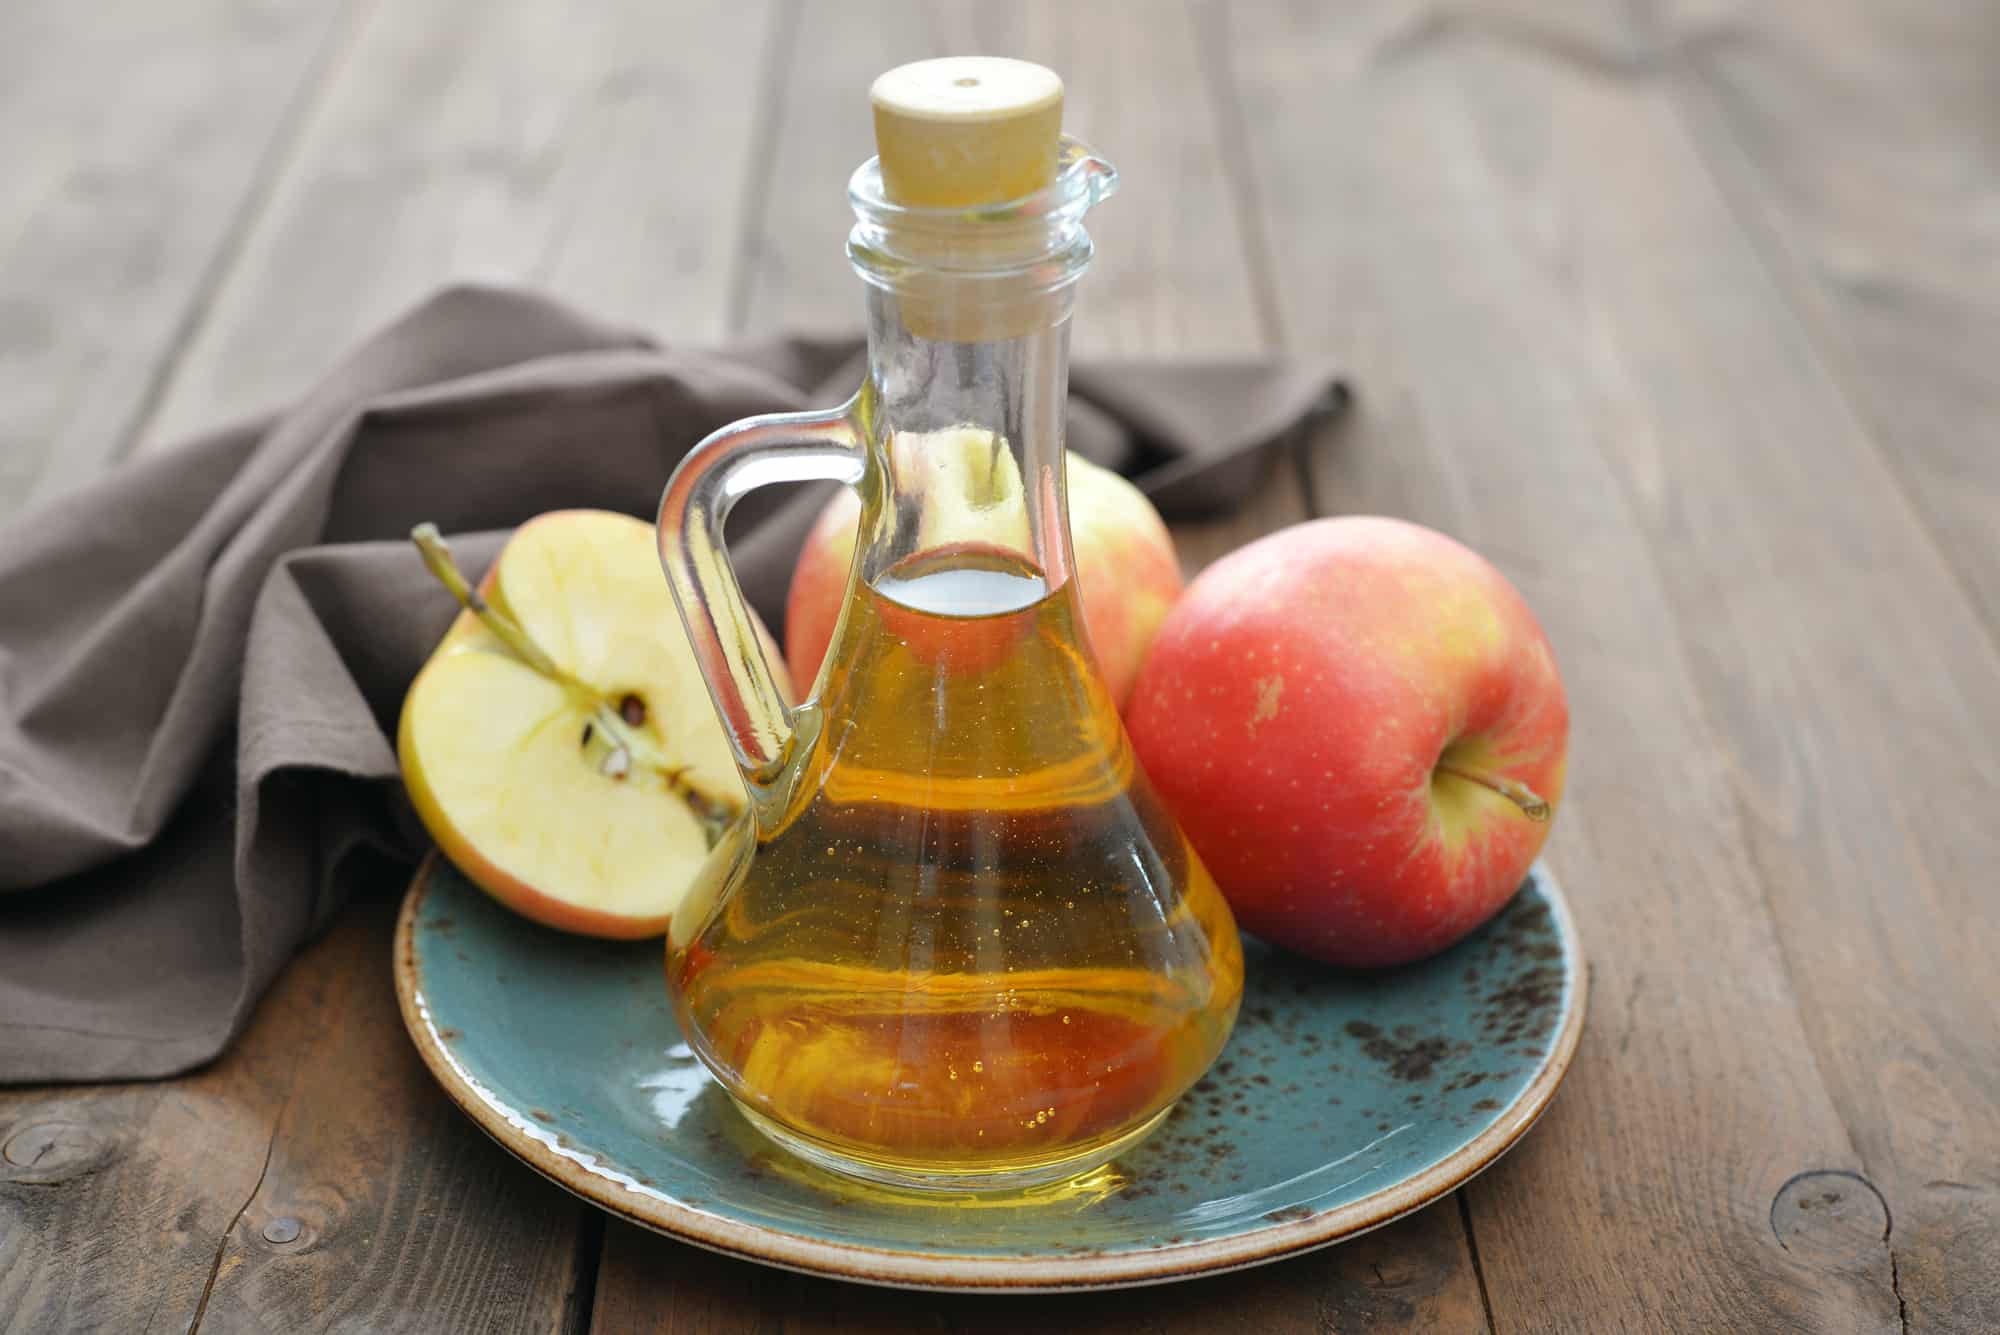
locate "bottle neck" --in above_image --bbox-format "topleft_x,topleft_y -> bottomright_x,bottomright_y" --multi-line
841,139 -> 1116,604
853,284 -> 1077,597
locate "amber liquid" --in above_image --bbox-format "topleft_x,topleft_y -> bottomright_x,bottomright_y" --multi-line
666,549 -> 1242,1187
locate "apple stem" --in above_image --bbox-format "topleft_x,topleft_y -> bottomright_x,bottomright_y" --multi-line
1434,763 -> 1552,822
410,524 -> 742,841
411,524 -> 573,685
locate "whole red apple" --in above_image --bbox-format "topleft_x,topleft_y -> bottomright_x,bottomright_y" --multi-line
1125,516 -> 1568,967
785,449 -> 1183,706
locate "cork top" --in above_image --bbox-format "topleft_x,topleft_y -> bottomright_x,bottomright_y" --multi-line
870,58 -> 1064,208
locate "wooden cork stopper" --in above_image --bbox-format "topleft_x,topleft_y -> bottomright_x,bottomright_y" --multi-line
871,58 -> 1063,208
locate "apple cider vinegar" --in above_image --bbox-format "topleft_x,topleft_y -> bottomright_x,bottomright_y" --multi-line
667,547 -> 1242,1187
654,59 -> 1243,1190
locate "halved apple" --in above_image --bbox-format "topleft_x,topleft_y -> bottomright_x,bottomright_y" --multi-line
397,509 -> 788,939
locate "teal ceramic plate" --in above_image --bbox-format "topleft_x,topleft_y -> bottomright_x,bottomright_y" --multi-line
395,855 -> 1585,1291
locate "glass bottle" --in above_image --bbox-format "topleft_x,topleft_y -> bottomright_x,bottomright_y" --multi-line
656,91 -> 1241,1192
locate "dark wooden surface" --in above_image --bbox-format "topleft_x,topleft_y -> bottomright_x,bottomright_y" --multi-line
3,0 -> 1996,1330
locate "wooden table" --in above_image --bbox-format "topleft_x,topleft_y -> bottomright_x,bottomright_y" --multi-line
4,1 -> 1996,1330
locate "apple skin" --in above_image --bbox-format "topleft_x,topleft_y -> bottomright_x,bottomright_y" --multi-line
1124,516 -> 1568,968
1064,454 -> 1187,708
398,510 -> 789,941
783,490 -> 863,695
784,452 -> 1183,706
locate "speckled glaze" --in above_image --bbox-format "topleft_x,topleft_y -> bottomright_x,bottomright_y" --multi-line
395,855 -> 1585,1291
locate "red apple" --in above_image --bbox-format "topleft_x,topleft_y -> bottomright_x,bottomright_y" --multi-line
1125,516 -> 1568,967
786,445 -> 1183,705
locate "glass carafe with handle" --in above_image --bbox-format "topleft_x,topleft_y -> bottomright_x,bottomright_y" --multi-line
656,59 -> 1242,1192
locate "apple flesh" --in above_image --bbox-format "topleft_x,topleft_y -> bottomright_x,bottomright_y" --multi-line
786,445 -> 1183,706
398,510 -> 787,939
1125,516 -> 1568,968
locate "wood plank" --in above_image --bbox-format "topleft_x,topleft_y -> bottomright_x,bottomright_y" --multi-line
0,888 -> 591,1335
1219,1 -> 1917,1328
0,890 -> 368,1333
1527,2 -> 2000,1324
1642,0 -> 2000,637
1583,6 -> 2000,1324
591,1175 -> 1487,1334
137,0 -> 777,450
188,893 -> 593,1334
0,0 -> 356,519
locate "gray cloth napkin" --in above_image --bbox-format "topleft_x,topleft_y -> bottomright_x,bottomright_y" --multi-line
0,286 -> 1343,1083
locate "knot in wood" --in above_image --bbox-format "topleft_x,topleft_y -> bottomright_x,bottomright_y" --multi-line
1,1121 -> 116,1184
1770,1170 -> 1892,1265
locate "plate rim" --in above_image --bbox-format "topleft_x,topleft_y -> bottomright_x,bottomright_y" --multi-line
394,852 -> 1588,1292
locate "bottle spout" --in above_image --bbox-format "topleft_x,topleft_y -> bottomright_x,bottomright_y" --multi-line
1053,137 -> 1119,216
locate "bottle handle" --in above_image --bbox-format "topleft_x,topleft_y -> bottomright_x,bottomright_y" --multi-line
657,399 -> 865,788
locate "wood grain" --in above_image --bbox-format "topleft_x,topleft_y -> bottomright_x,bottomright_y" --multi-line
1642,0 -> 2000,639
1217,0 -> 1912,1328
189,894 -> 592,1334
0,0 -> 356,519
1615,3 -> 2000,1324
0,892 -> 369,1332
591,1195 -> 1489,1335
136,0 -> 776,450
0,888 -> 592,1335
